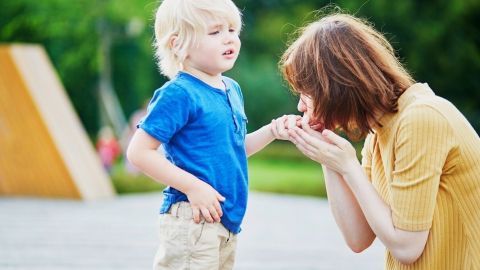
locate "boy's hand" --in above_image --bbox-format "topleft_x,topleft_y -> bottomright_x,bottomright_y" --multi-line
184,180 -> 225,224
271,115 -> 302,140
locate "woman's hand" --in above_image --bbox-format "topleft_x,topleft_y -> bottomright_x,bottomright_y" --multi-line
288,117 -> 359,175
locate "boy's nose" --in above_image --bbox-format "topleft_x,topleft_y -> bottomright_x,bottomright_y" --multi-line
223,32 -> 237,45
223,36 -> 234,44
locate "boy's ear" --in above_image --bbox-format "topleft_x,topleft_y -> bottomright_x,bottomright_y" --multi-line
169,35 -> 179,54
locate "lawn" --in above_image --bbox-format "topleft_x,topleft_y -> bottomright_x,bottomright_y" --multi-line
111,141 -> 327,197
248,142 -> 326,197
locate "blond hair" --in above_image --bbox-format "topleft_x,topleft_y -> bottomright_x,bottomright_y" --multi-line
154,0 -> 242,79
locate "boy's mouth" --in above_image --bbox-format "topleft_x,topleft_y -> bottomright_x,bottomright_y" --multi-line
223,49 -> 234,56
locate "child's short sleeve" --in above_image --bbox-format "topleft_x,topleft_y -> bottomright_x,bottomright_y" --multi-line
139,85 -> 192,144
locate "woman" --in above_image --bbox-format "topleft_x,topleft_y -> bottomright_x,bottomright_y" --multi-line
280,13 -> 480,269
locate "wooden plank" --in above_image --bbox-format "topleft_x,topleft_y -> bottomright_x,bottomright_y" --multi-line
0,44 -> 115,200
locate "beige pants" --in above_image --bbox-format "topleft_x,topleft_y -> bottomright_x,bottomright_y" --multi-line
153,202 -> 238,270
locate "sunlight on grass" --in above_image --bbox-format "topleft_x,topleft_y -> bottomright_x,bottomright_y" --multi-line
111,164 -> 164,194
111,141 -> 329,197
248,141 -> 326,197
248,159 -> 326,197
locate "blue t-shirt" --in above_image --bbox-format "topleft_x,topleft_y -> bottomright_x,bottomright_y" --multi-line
139,72 -> 248,234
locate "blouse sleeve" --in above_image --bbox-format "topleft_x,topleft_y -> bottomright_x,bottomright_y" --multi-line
361,133 -> 374,182
391,105 -> 457,231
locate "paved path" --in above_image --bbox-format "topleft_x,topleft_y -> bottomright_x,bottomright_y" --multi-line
0,192 -> 384,269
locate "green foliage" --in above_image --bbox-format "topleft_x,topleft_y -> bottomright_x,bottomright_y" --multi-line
111,142 -> 327,197
1,0 -> 479,134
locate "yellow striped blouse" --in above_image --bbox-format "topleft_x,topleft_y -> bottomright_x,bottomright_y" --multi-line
361,83 -> 480,269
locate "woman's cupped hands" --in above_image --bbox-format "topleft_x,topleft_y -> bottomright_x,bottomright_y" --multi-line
271,114 -> 359,175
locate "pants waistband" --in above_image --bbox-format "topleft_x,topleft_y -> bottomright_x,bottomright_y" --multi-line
166,202 -> 234,239
167,201 -> 193,219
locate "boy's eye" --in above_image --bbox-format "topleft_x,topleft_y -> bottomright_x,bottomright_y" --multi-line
209,31 -> 220,35
229,28 -> 235,33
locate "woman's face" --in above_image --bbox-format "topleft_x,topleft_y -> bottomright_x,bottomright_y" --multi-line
297,94 -> 314,119
297,94 -> 324,130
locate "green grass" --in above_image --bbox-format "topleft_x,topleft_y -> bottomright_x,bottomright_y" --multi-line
248,141 -> 326,197
248,158 -> 326,197
111,141 -> 328,197
111,164 -> 165,194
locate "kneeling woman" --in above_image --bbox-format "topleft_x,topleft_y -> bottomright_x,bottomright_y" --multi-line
281,13 -> 480,269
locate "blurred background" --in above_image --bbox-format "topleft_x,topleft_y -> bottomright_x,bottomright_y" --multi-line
1,0 -> 479,198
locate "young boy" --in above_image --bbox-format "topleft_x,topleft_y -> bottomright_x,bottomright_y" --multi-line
126,0 -> 295,269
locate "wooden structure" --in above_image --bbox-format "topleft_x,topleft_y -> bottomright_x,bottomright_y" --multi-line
0,44 -> 115,200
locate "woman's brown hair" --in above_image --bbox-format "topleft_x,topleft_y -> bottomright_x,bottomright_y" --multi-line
280,13 -> 414,140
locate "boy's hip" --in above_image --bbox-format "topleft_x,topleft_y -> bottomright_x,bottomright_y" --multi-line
163,201 -> 235,240
154,201 -> 237,270
160,193 -> 245,233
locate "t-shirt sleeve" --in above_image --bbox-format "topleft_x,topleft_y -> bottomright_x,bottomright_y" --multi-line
391,105 -> 456,231
138,85 -> 192,144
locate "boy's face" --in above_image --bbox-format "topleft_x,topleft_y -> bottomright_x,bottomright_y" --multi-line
184,17 -> 241,76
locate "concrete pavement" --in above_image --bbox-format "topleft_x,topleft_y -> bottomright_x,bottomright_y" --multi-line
0,192 -> 384,269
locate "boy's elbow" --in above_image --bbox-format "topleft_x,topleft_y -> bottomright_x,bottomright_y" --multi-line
126,144 -> 139,165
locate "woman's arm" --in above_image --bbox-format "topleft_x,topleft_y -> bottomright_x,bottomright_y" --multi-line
322,165 -> 376,252
342,161 -> 429,264
289,126 -> 429,264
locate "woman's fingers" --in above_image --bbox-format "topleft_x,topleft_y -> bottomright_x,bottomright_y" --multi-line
289,129 -> 318,153
321,129 -> 351,150
293,139 -> 316,159
292,127 -> 325,149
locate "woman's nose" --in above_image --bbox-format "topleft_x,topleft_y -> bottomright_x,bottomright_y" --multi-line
297,99 -> 306,112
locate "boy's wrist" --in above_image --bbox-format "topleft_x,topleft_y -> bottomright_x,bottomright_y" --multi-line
266,123 -> 277,140
178,177 -> 200,195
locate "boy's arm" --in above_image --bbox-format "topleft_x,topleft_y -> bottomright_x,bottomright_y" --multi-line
245,124 -> 275,157
126,129 -> 225,223
245,115 -> 301,157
